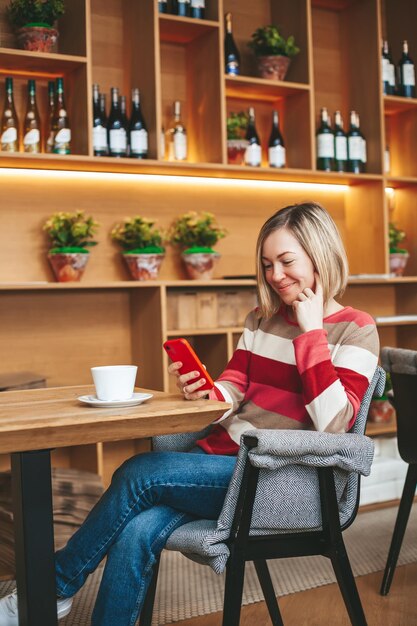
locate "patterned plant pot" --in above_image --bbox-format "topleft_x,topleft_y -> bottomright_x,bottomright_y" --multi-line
389,252 -> 409,276
16,25 -> 58,52
368,399 -> 396,424
227,139 -> 249,165
123,253 -> 165,280
256,55 -> 291,81
48,252 -> 89,282
181,251 -> 220,280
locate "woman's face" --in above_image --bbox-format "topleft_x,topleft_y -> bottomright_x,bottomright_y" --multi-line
261,227 -> 316,305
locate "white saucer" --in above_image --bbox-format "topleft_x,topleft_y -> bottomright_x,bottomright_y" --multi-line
78,392 -> 153,408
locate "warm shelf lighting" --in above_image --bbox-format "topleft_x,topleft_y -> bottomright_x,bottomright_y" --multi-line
0,168 -> 349,193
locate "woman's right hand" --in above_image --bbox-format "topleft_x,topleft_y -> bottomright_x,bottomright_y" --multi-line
168,361 -> 210,400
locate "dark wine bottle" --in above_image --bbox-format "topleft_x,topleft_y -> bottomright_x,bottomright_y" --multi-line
158,0 -> 168,13
268,110 -> 285,168
46,80 -> 55,153
173,0 -> 190,16
224,13 -> 240,76
93,83 -> 108,156
316,107 -> 334,171
398,40 -> 415,98
382,40 -> 395,95
347,110 -> 362,174
1,77 -> 19,153
245,107 -> 261,167
23,79 -> 41,154
107,87 -> 127,158
52,77 -> 71,155
356,113 -> 367,173
333,110 -> 347,173
129,88 -> 148,159
190,0 -> 205,19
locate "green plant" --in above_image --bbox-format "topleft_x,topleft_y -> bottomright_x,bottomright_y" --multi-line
6,0 -> 65,29
111,216 -> 165,253
248,25 -> 300,57
43,211 -> 99,253
168,211 -> 227,253
226,111 -> 249,140
389,221 -> 407,253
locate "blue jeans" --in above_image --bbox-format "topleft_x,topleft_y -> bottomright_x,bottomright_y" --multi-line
55,449 -> 236,626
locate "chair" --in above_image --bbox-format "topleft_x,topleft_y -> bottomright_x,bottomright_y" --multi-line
140,367 -> 384,626
380,347 -> 417,596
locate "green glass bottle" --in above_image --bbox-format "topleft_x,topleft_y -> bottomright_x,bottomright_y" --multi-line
1,77 -> 19,153
23,79 -> 41,153
316,107 -> 334,171
52,78 -> 71,154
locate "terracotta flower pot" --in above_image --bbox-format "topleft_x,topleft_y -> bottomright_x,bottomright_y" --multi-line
368,399 -> 396,424
123,253 -> 165,280
48,252 -> 89,282
16,25 -> 58,53
181,251 -> 220,280
389,252 -> 409,276
227,139 -> 249,165
256,55 -> 291,81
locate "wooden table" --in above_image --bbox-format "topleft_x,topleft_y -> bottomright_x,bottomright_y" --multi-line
0,385 -> 230,626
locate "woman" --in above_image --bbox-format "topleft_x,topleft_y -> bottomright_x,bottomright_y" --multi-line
0,202 -> 379,625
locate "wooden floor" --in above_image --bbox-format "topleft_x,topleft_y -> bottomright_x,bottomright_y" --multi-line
173,562 -> 417,625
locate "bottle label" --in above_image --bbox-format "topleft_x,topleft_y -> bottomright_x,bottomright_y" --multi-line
335,136 -> 347,161
245,143 -> 261,166
348,136 -> 362,160
191,0 -> 204,6
1,127 -> 17,144
55,128 -> 71,144
388,63 -> 396,87
130,129 -> 148,154
268,145 -> 286,168
23,128 -> 40,146
317,133 -> 334,158
109,128 -> 127,152
173,132 -> 187,160
226,60 -> 240,75
402,64 -> 415,86
93,125 -> 107,150
361,138 -> 367,164
382,58 -> 390,83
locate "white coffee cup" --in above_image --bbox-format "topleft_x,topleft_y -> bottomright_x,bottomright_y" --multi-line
91,365 -> 138,402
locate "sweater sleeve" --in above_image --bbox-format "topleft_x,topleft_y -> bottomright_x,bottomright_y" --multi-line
293,319 -> 379,433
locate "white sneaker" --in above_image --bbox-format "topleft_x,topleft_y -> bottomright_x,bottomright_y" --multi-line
0,589 -> 72,625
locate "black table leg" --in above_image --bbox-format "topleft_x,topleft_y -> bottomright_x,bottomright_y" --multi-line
11,450 -> 58,626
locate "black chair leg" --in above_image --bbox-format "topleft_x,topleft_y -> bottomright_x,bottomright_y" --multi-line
330,540 -> 367,626
222,551 -> 246,626
139,556 -> 160,626
254,560 -> 284,626
380,463 -> 417,596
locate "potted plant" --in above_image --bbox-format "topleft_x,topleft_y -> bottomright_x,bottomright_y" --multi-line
6,0 -> 65,52
226,111 -> 249,165
248,24 -> 300,81
389,221 -> 409,276
368,372 -> 396,424
111,216 -> 166,281
43,210 -> 99,282
168,211 -> 227,280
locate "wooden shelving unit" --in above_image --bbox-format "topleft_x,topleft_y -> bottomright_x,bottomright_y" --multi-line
0,0 -> 415,495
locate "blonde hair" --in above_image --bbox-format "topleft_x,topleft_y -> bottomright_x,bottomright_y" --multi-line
256,202 -> 349,319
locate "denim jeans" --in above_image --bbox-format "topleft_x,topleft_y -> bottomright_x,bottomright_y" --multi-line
55,449 -> 236,626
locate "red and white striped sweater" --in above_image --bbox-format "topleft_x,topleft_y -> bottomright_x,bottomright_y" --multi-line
197,306 -> 379,455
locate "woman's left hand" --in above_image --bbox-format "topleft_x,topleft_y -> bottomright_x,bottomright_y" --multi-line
292,273 -> 324,333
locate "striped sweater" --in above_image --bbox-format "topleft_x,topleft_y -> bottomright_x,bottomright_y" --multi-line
197,306 -> 379,455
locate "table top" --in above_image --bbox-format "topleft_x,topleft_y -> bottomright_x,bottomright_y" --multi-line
0,385 -> 230,454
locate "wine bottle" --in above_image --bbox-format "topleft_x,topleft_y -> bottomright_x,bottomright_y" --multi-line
129,88 -> 148,159
173,0 -> 190,16
158,0 -> 168,13
107,87 -> 128,158
167,100 -> 187,161
224,13 -> 240,76
382,40 -> 395,95
46,80 -> 55,153
120,95 -> 129,155
347,110 -> 362,174
356,113 -> 367,173
245,107 -> 261,167
1,77 -> 19,153
92,83 -> 108,157
268,110 -> 285,168
190,0 -> 205,19
398,40 -> 416,98
384,145 -> 391,174
160,126 -> 166,159
316,107 -> 334,171
23,79 -> 41,154
52,78 -> 71,155
333,110 -> 347,173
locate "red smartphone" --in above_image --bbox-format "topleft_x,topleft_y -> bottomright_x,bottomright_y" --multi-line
163,338 -> 215,391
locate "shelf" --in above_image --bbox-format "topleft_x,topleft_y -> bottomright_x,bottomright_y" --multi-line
348,276 -> 417,284
159,14 -> 219,44
384,95 -> 417,115
375,315 -> 417,326
167,327 -> 244,336
0,279 -> 257,292
366,418 -> 397,437
0,47 -> 87,76
225,75 -> 310,102
384,175 -> 417,187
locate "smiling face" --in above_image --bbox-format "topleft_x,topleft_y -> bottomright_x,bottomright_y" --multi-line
261,227 -> 316,305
